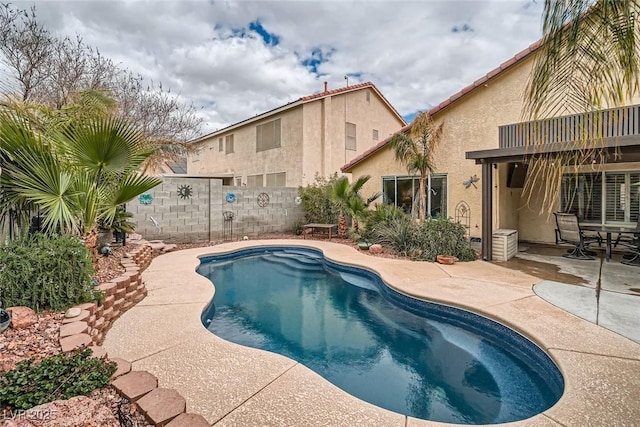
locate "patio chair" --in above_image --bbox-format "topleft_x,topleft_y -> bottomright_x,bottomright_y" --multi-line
553,212 -> 601,260
617,221 -> 640,266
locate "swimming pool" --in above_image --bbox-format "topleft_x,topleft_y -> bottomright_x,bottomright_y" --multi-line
198,247 -> 563,424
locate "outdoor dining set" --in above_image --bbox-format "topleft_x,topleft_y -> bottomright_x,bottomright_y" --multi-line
554,212 -> 640,266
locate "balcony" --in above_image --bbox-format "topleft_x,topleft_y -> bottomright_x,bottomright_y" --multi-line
499,104 -> 640,149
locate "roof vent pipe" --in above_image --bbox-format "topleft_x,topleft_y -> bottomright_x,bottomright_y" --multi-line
324,81 -> 328,92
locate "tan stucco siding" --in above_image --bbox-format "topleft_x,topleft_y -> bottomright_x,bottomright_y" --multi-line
301,89 -> 405,185
188,86 -> 404,188
352,59 -> 535,240
187,107 -> 304,186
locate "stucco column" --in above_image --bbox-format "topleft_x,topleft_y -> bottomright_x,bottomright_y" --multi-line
481,162 -> 493,261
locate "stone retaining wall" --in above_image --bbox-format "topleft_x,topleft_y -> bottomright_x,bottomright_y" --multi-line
58,243 -> 208,426
59,245 -> 151,351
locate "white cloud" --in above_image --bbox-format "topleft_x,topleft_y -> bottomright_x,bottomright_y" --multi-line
13,0 -> 544,134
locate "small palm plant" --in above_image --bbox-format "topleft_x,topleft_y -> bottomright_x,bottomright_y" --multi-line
331,175 -> 379,238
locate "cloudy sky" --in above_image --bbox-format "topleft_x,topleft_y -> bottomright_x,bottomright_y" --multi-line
22,0 -> 544,135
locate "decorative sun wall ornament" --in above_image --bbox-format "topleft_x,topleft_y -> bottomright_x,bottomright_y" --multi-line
177,184 -> 193,199
294,196 -> 302,205
226,192 -> 236,203
463,175 -> 480,189
257,192 -> 270,208
138,193 -> 154,205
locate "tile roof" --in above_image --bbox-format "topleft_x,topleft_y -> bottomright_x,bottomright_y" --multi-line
192,81 -> 405,144
341,41 -> 542,172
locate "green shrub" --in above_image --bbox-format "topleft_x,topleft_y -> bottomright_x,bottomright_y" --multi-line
0,348 -> 116,410
0,233 -> 99,311
414,217 -> 477,261
298,173 -> 339,224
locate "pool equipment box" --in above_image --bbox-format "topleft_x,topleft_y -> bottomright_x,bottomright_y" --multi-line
492,229 -> 518,261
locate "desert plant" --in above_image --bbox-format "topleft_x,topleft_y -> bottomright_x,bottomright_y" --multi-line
0,233 -> 98,311
374,217 -> 418,257
0,348 -> 116,410
361,203 -> 407,242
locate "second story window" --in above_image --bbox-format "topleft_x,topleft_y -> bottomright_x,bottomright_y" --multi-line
219,138 -> 224,151
345,122 -> 356,150
225,134 -> 234,154
256,118 -> 281,152
372,129 -> 379,141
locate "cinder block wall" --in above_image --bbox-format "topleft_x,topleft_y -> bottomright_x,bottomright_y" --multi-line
128,177 -> 304,242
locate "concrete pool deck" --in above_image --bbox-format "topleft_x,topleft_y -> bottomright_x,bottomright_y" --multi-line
103,240 -> 640,426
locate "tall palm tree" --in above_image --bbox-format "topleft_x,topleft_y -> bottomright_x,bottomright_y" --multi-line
331,175 -> 378,238
524,0 -> 640,213
390,112 -> 443,224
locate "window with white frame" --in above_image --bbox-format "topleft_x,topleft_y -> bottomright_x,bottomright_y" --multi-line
381,175 -> 448,217
256,118 -> 281,152
345,122 -> 356,150
561,170 -> 640,224
246,174 -> 263,187
225,134 -> 234,154
266,172 -> 286,187
219,138 -> 224,152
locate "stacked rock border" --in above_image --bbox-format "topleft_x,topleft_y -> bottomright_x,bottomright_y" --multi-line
59,243 -> 208,427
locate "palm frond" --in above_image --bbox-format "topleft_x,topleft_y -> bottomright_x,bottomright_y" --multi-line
526,0 -> 640,120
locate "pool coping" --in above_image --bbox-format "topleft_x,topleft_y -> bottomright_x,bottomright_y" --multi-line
103,240 -> 640,426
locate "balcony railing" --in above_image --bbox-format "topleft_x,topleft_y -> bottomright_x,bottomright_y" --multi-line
499,105 -> 640,149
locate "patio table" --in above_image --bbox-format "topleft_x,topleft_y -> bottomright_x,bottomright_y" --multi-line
581,224 -> 637,262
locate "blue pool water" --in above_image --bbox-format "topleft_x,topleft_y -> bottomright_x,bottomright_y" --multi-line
198,247 -> 563,424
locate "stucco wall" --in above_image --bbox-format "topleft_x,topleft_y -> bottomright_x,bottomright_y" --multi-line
188,86 -> 405,188
304,89 -> 404,185
351,58 -> 534,241
351,52 -> 640,246
128,177 -> 304,242
188,108 -> 304,187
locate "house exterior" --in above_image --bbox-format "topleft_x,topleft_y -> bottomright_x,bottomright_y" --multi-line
342,42 -> 640,260
187,82 -> 406,187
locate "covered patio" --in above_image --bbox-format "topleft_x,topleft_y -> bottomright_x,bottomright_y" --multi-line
466,104 -> 640,261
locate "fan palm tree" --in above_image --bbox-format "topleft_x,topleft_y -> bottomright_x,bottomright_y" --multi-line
390,112 -> 443,224
0,110 -> 161,252
331,175 -> 379,238
524,0 -> 640,213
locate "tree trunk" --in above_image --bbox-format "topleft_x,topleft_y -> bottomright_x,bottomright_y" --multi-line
418,175 -> 427,224
338,212 -> 348,238
83,226 -> 99,263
